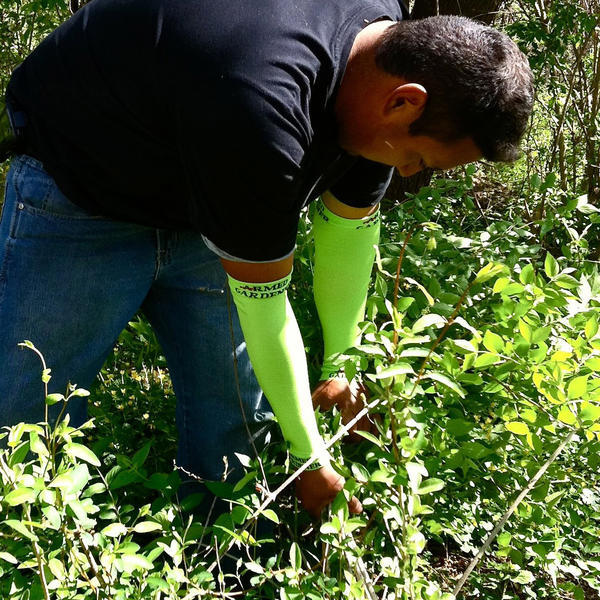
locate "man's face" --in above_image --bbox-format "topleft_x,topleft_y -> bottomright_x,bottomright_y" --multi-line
391,134 -> 482,177
354,128 -> 483,177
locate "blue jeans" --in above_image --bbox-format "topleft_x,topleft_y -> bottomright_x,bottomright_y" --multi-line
0,154 -> 273,484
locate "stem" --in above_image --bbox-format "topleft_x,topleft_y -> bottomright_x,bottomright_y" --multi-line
73,527 -> 110,590
452,429 -> 576,598
24,506 -> 50,600
393,225 -> 420,345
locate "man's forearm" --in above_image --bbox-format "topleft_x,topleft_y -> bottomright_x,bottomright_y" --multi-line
313,197 -> 380,380
227,273 -> 329,467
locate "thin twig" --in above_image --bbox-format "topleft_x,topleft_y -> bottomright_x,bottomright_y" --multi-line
74,527 -> 109,589
452,429 -> 576,597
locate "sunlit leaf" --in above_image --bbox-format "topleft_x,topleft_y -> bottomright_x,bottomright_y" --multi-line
483,330 -> 504,353
2,520 -> 38,541
65,443 -> 101,467
416,478 -> 445,495
579,402 -> 600,423
567,376 -> 588,399
133,521 -> 162,534
506,421 -> 529,435
558,407 -> 577,425
474,263 -> 507,284
412,313 -> 446,333
4,487 -> 36,506
422,372 -> 465,397
102,523 -> 128,538
544,253 -> 559,278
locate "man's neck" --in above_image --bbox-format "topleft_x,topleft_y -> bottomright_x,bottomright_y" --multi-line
335,20 -> 398,154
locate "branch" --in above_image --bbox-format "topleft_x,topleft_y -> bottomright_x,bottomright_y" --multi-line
452,429 -> 576,597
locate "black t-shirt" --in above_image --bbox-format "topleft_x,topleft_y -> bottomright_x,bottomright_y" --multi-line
7,0 -> 406,260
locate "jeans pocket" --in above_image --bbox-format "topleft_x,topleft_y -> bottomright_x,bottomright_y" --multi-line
14,154 -> 102,220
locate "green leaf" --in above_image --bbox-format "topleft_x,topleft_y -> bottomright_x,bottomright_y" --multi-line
2,520 -> 39,542
147,577 -> 170,591
493,277 -> 510,293
576,194 -> 599,214
289,542 -> 302,571
49,464 -> 90,495
120,554 -> 154,572
506,421 -> 530,435
45,393 -> 64,406
102,523 -> 128,538
65,443 -> 101,467
69,388 -> 90,398
353,430 -> 384,448
412,313 -> 446,333
585,316 -> 599,340
406,462 -> 428,490
245,561 -> 264,574
544,253 -> 559,278
579,402 -> 600,423
132,442 -> 152,469
532,326 -> 551,344
447,420 -> 476,439
474,353 -> 501,368
416,478 -> 445,495
373,362 -> 414,378
483,330 -> 504,353
42,505 -> 62,530
558,407 -> 577,425
4,487 -> 36,506
320,522 -> 339,535
0,552 -> 18,564
514,570 -> 535,585
261,509 -> 280,524
567,375 -> 588,399
474,263 -> 506,284
133,521 -> 162,533
555,273 -> 580,289
518,320 -> 532,343
48,558 -> 66,580
29,432 -> 48,457
519,264 -> 535,285
452,339 -> 476,354
422,372 -> 465,397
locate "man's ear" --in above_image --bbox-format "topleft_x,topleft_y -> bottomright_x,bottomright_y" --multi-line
383,83 -> 427,123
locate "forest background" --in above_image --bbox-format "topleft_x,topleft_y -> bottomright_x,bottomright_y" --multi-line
0,1 -> 599,599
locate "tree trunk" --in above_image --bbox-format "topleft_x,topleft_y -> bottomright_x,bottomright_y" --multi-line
384,0 -> 504,206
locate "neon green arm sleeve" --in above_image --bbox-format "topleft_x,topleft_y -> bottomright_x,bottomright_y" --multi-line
313,197 -> 380,381
227,273 -> 329,467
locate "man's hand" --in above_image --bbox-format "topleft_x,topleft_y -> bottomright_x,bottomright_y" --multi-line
312,378 -> 374,443
295,465 -> 362,517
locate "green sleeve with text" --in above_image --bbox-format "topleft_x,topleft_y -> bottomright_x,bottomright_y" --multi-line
313,198 -> 380,380
227,273 -> 329,466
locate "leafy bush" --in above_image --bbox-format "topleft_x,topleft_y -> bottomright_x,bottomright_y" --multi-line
3,170 -> 599,600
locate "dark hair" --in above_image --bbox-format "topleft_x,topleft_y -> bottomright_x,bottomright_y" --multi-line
375,16 -> 534,161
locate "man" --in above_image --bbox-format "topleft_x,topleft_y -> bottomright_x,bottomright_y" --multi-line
0,0 -> 533,516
